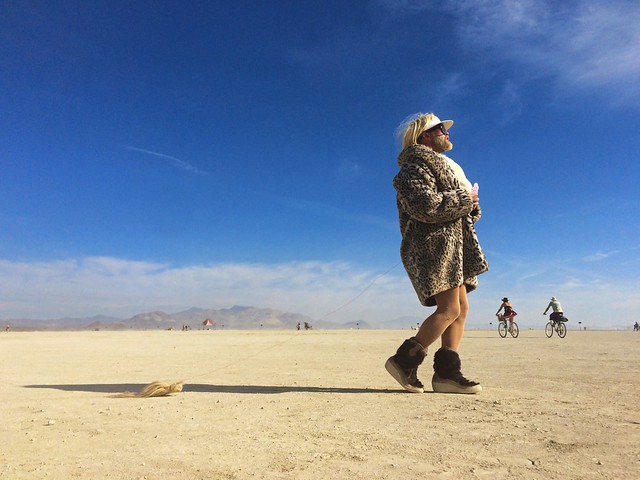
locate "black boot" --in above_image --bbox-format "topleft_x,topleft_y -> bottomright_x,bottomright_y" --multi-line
385,337 -> 427,393
432,347 -> 482,394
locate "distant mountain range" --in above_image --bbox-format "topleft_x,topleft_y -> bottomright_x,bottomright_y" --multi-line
2,305 -> 421,331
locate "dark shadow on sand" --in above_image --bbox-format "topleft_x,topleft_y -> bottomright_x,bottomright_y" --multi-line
24,383 -> 398,394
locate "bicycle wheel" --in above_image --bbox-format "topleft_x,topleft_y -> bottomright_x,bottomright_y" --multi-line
545,322 -> 554,337
510,322 -> 519,338
498,322 -> 507,338
557,322 -> 567,338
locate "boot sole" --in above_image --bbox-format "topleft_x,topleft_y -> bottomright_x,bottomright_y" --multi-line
432,377 -> 482,394
385,357 -> 424,393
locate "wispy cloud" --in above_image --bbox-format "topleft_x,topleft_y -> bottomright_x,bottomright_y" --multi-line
435,73 -> 468,99
379,1 -> 640,106
497,80 -> 523,126
413,72 -> 469,111
122,145 -> 208,175
448,0 -> 640,102
583,251 -> 618,262
261,193 -> 398,232
337,159 -> 364,180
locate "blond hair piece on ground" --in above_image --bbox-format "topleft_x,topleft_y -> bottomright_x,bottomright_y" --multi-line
111,381 -> 184,398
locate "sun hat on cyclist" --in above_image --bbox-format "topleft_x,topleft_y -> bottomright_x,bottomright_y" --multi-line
502,297 -> 508,302
551,296 -> 557,301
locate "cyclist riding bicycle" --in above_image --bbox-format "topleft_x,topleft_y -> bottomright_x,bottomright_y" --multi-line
543,296 -> 566,323
496,297 -> 517,332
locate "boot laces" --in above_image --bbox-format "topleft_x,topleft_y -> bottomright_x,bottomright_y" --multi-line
407,367 -> 424,388
451,372 -> 478,387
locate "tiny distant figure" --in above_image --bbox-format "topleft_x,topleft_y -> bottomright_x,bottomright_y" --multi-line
385,112 -> 489,395
296,322 -> 301,331
543,297 -> 566,323
496,297 -> 517,333
5,324 -> 9,332
304,322 -> 312,330
634,322 -> 639,332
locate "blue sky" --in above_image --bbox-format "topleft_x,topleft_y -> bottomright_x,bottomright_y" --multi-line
1,0 -> 639,328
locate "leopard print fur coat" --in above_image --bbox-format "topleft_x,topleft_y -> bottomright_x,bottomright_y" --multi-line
393,144 -> 489,306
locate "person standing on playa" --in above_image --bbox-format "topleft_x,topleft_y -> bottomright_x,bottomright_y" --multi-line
385,113 -> 489,394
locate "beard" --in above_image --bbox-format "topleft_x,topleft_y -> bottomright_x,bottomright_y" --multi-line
433,135 -> 453,153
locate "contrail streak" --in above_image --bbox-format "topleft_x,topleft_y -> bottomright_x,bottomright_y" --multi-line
122,145 -> 208,175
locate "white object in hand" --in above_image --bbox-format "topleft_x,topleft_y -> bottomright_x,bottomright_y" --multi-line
470,183 -> 479,195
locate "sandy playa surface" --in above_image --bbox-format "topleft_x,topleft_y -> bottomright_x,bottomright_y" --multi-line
2,329 -> 639,479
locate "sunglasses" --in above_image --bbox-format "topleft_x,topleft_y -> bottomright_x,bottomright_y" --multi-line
424,124 -> 448,136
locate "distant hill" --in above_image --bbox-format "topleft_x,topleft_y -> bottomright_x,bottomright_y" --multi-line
3,306 -> 380,331
5,314 -> 124,331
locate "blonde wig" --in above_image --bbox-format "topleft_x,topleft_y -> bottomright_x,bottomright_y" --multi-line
396,112 -> 442,150
111,381 -> 184,398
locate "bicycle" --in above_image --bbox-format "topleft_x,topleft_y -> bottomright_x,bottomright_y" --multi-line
496,314 -> 519,338
544,314 -> 567,338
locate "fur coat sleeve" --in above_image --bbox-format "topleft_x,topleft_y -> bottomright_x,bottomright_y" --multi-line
393,144 -> 489,307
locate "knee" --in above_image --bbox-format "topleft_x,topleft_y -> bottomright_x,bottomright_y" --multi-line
434,303 -> 461,324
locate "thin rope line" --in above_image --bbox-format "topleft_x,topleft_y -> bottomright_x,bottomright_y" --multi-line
184,261 -> 401,383
316,262 -> 400,322
185,262 -> 400,379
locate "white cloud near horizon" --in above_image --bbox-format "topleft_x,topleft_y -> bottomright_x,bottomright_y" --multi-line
478,248 -> 640,329
0,257 -> 414,323
122,145 -> 208,175
0,255 -> 638,329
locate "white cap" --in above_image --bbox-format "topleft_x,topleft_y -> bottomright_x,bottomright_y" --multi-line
424,114 -> 453,132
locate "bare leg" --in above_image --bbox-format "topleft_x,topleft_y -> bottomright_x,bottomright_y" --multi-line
415,285 -> 464,349
441,285 -> 468,351
387,285 -> 478,394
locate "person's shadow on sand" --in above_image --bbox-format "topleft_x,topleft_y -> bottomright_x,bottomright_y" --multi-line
24,383 -> 399,394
